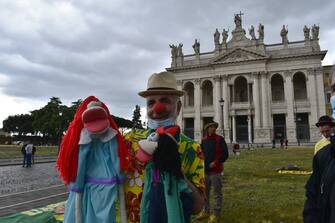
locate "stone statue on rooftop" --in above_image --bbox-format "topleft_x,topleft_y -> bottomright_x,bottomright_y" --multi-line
192,39 -> 200,55
214,29 -> 220,46
280,25 -> 288,44
222,28 -> 229,45
311,24 -> 319,40
303,25 -> 310,41
234,14 -> 242,28
249,25 -> 256,40
258,23 -> 264,40
169,44 -> 178,59
177,43 -> 183,57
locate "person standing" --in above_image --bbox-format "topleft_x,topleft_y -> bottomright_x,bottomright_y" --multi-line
32,145 -> 36,164
303,136 -> 335,222
21,142 -> 27,167
25,142 -> 33,168
303,84 -> 335,222
123,71 -> 205,223
196,122 -> 229,223
314,115 -> 334,154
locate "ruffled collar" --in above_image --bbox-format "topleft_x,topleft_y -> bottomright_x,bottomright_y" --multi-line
78,128 -> 117,145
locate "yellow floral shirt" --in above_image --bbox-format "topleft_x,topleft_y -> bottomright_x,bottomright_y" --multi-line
123,128 -> 205,223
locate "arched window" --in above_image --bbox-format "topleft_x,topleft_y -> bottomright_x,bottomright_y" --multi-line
293,72 -> 307,100
234,76 -> 248,102
202,80 -> 213,106
183,82 -> 194,107
271,74 -> 285,101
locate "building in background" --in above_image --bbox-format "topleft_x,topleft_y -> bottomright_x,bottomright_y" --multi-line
167,14 -> 333,144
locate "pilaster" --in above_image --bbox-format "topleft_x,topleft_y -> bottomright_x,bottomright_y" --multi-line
284,70 -> 297,143
194,78 -> 202,142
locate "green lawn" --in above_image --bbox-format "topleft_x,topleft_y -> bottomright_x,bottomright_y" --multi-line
0,145 -> 58,158
196,147 -> 314,223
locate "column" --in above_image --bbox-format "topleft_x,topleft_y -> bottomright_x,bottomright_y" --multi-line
213,76 -> 221,130
252,72 -> 261,128
194,79 -> 201,142
232,114 -> 236,142
176,80 -> 183,129
248,114 -> 252,144
284,70 -> 297,143
261,72 -> 269,128
307,69 -> 319,142
222,75 -> 230,141
315,67 -> 326,116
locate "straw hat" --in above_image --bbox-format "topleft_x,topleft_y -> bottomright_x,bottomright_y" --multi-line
204,122 -> 219,130
138,71 -> 184,97
315,115 -> 335,127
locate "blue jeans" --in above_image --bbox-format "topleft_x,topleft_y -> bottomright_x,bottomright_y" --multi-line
26,154 -> 32,167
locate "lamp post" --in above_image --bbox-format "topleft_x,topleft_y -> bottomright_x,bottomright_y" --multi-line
219,98 -> 225,137
294,102 -> 300,146
58,112 -> 63,154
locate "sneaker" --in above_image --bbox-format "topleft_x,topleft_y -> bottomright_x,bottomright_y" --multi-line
208,215 -> 220,223
195,211 -> 210,220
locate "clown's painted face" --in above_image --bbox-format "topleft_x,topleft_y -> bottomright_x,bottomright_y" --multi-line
146,95 -> 180,121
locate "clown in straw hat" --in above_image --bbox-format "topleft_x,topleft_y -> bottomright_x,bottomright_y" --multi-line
122,71 -> 205,223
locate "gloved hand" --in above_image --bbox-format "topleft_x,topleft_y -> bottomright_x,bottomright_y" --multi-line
136,133 -> 158,163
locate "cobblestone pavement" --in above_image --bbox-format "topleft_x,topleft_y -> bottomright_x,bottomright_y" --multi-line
0,163 -> 63,196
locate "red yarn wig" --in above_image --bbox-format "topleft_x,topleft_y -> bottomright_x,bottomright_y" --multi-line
57,96 -> 130,185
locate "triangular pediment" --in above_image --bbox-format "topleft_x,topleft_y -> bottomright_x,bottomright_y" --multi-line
212,48 -> 268,64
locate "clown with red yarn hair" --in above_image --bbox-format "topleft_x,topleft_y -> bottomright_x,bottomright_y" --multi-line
57,96 -> 129,223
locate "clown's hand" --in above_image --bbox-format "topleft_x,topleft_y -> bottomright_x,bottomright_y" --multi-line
147,132 -> 159,142
136,139 -> 158,163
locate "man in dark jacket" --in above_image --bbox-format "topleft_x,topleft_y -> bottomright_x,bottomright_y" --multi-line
21,142 -> 27,167
303,136 -> 335,223
196,122 -> 229,223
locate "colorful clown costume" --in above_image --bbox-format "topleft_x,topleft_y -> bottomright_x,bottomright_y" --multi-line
63,128 -> 123,223
123,128 -> 205,223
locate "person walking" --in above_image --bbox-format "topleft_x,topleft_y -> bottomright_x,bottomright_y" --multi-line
21,142 -> 27,167
196,122 -> 229,223
25,142 -> 33,168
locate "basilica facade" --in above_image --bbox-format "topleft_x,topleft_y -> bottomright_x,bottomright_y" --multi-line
167,15 -> 333,144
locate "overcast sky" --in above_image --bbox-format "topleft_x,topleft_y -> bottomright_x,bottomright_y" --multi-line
0,0 -> 334,128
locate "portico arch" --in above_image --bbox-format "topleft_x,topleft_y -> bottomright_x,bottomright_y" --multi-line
271,74 -> 285,101
234,76 -> 248,102
183,81 -> 194,107
293,72 -> 307,100
202,80 -> 213,106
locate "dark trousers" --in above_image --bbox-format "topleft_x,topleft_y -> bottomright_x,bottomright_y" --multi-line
26,154 -> 32,167
204,173 -> 223,216
22,154 -> 26,167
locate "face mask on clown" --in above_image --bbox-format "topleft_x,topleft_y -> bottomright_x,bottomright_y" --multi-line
331,95 -> 335,120
146,95 -> 181,129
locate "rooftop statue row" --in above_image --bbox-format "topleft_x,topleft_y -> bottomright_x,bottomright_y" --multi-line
281,24 -> 319,44
303,24 -> 320,41
169,14 -> 320,62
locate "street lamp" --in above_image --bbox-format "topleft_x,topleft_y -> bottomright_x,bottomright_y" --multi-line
58,112 -> 63,154
294,102 -> 300,146
219,98 -> 225,136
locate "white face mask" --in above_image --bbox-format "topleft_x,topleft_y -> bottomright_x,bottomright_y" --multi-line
331,95 -> 335,119
147,117 -> 176,130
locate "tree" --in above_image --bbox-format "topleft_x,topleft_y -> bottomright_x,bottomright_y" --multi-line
132,105 -> 143,129
2,97 -> 134,144
3,114 -> 33,136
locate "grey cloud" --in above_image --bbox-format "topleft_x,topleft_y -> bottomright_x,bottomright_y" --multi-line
0,0 -> 334,120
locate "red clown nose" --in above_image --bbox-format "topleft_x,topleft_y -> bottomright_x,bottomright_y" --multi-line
153,102 -> 166,114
